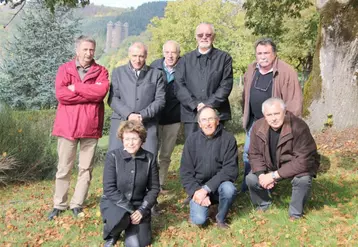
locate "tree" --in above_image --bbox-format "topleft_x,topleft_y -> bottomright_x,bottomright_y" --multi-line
303,0 -> 358,130
243,0 -> 319,79
0,0 -> 80,109
148,0 -> 256,77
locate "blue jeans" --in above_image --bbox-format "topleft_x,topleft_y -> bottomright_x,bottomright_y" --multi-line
190,181 -> 237,225
241,125 -> 253,192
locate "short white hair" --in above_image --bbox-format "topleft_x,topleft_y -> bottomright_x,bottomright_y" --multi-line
194,22 -> 215,36
162,40 -> 180,55
128,42 -> 148,56
262,98 -> 286,114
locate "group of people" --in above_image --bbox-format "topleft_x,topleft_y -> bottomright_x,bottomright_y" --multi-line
47,22 -> 320,247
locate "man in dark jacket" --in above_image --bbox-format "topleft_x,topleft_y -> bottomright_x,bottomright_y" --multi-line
108,42 -> 165,155
241,38 -> 303,192
150,40 -> 181,192
175,23 -> 233,139
180,106 -> 238,229
247,98 -> 320,220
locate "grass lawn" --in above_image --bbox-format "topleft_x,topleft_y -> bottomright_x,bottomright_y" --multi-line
1,133 -> 358,246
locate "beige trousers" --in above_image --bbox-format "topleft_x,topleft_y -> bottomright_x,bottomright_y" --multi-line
157,123 -> 181,187
53,137 -> 98,210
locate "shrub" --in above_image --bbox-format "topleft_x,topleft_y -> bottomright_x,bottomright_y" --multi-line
0,105 -> 57,184
224,83 -> 244,135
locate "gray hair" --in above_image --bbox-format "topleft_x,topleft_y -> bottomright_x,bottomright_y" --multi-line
75,35 -> 96,49
196,106 -> 219,121
255,38 -> 277,53
195,22 -> 215,36
162,40 -> 181,54
262,98 -> 286,114
128,42 -> 148,56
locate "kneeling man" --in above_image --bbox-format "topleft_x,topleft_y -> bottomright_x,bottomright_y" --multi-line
180,106 -> 238,228
246,98 -> 320,219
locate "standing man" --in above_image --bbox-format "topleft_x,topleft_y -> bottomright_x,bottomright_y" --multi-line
49,35 -> 109,220
108,42 -> 165,156
180,106 -> 238,229
241,38 -> 303,192
150,40 -> 181,192
175,23 -> 233,139
246,98 -> 320,219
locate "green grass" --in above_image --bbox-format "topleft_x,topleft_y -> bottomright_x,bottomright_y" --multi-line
1,135 -> 358,246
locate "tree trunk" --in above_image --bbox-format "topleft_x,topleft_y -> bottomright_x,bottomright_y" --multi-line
303,0 -> 358,131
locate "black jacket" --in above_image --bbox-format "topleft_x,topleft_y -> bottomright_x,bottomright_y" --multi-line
175,47 -> 233,122
179,124 -> 238,197
150,58 -> 181,125
102,148 -> 160,215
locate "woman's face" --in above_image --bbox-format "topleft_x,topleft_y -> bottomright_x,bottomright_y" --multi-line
122,131 -> 142,155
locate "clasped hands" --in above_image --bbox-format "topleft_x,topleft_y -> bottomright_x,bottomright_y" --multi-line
130,210 -> 143,225
128,113 -> 143,123
193,188 -> 211,207
258,173 -> 277,190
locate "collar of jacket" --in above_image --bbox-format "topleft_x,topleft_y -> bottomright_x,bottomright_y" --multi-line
256,111 -> 294,147
121,148 -> 147,160
195,46 -> 215,59
67,59 -> 101,80
199,123 -> 223,139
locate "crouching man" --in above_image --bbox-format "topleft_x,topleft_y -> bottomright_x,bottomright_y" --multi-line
246,97 -> 320,219
180,106 -> 238,228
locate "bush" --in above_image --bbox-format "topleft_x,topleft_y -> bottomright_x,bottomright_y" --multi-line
0,105 -> 57,185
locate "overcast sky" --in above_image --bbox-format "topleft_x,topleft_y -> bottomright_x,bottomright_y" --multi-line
90,0 -> 161,8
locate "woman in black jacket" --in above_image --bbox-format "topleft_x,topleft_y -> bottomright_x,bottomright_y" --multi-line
100,120 -> 160,247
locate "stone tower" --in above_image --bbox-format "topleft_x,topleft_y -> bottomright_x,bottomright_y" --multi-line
105,21 -> 129,53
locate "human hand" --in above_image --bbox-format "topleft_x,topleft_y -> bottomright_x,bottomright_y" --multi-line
128,113 -> 142,122
200,196 -> 211,207
130,210 -> 143,224
258,173 -> 275,189
197,102 -> 205,111
193,188 -> 208,205
67,84 -> 75,92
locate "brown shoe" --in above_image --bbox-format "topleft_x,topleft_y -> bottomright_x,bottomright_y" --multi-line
216,216 -> 229,229
289,216 -> 301,221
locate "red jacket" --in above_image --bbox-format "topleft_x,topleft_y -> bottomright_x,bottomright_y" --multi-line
52,59 -> 109,140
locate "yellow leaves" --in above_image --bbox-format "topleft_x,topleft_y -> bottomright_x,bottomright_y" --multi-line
17,128 -> 22,133
2,151 -> 6,157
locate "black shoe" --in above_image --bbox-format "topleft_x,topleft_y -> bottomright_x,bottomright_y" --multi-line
48,208 -> 64,220
104,238 -> 115,247
71,207 -> 83,217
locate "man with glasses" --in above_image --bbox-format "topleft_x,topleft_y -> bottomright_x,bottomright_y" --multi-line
241,38 -> 303,192
180,106 -> 238,229
175,23 -> 233,139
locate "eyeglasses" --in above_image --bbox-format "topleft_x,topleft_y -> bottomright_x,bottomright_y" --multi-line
199,117 -> 217,123
254,74 -> 273,92
196,33 -> 213,38
123,137 -> 141,142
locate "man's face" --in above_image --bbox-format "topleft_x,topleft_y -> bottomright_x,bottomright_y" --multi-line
195,24 -> 215,50
129,46 -> 147,70
198,108 -> 219,137
76,41 -> 95,67
163,42 -> 179,67
263,102 -> 286,131
255,44 -> 276,71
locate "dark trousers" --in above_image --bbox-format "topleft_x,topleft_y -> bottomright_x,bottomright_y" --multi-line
246,173 -> 312,218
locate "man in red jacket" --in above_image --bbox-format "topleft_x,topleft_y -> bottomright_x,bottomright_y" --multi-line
49,36 -> 109,220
